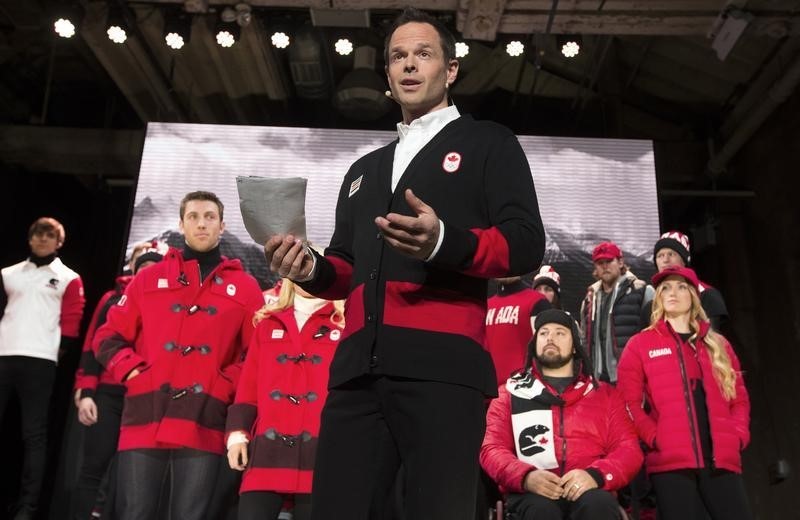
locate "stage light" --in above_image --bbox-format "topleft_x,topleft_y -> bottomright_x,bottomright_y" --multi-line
54,17 -> 76,38
271,31 -> 290,49
216,22 -> 239,48
506,41 -> 524,57
52,1 -> 84,38
52,5 -> 83,39
335,38 -> 353,56
164,9 -> 191,50
559,35 -> 581,58
165,32 -> 185,49
106,4 -> 127,43
107,25 -> 126,43
455,41 -> 469,58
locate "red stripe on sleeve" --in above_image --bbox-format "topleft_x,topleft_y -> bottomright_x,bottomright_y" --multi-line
463,228 -> 511,279
61,276 -> 86,338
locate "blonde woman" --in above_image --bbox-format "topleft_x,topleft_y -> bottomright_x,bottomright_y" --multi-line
617,266 -> 751,520
225,279 -> 344,520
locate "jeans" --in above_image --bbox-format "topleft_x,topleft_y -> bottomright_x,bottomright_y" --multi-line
115,448 -> 220,520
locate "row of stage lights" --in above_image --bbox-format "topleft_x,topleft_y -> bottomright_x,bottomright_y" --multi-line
53,8 -> 581,58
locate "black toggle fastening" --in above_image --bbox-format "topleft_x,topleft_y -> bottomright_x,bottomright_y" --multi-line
276,353 -> 322,364
166,343 -> 212,356
270,389 -> 318,404
173,303 -> 218,316
264,428 -> 312,447
170,383 -> 203,400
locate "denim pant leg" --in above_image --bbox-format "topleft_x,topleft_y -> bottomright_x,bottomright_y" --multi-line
115,449 -> 170,520
169,448 -> 220,520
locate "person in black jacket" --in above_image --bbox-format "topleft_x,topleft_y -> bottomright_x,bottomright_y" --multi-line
644,230 -> 729,331
264,8 -> 545,520
579,242 -> 652,384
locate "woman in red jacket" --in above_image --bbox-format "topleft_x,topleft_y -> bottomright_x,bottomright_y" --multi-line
226,279 -> 344,520
617,266 -> 752,520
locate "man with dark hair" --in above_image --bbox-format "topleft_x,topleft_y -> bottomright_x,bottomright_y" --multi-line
382,7 -> 456,65
179,190 -> 224,222
265,7 -> 545,519
93,191 -> 264,520
0,217 -> 85,520
481,309 -> 642,520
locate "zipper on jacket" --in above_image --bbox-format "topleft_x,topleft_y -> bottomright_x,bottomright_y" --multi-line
690,339 -> 716,469
559,405 -> 567,475
672,330 -> 702,468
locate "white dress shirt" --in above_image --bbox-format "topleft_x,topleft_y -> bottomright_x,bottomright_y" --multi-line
393,105 -> 460,259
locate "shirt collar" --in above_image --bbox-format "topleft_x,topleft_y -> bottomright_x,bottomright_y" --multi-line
396,105 -> 460,140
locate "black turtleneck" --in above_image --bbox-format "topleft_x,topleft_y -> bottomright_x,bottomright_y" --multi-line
29,253 -> 57,267
182,244 -> 222,281
542,374 -> 576,395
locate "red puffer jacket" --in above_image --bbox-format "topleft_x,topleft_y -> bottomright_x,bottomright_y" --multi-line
226,302 -> 342,494
617,319 -> 750,474
93,248 -> 265,454
480,370 -> 643,493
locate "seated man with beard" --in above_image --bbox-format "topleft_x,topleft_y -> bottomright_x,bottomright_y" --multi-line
480,309 -> 643,520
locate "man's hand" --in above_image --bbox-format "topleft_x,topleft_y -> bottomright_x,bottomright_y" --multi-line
560,469 -> 598,501
523,469 -> 563,500
125,368 -> 141,381
227,442 -> 249,471
264,234 -> 315,280
375,189 -> 440,260
77,397 -> 98,426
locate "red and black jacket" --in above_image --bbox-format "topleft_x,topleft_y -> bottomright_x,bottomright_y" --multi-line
617,319 -> 750,474
74,275 -> 132,398
226,303 -> 342,494
300,116 -> 545,396
485,282 -> 550,385
93,248 -> 264,454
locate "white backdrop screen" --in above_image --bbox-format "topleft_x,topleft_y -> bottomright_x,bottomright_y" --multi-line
129,123 -> 659,313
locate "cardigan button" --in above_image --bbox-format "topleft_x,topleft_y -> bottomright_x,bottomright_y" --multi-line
369,270 -> 376,280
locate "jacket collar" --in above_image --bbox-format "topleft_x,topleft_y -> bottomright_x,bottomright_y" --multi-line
509,365 -> 594,406
654,317 -> 711,341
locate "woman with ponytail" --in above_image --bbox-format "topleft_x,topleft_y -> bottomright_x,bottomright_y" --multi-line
617,266 -> 752,520
225,278 -> 344,520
